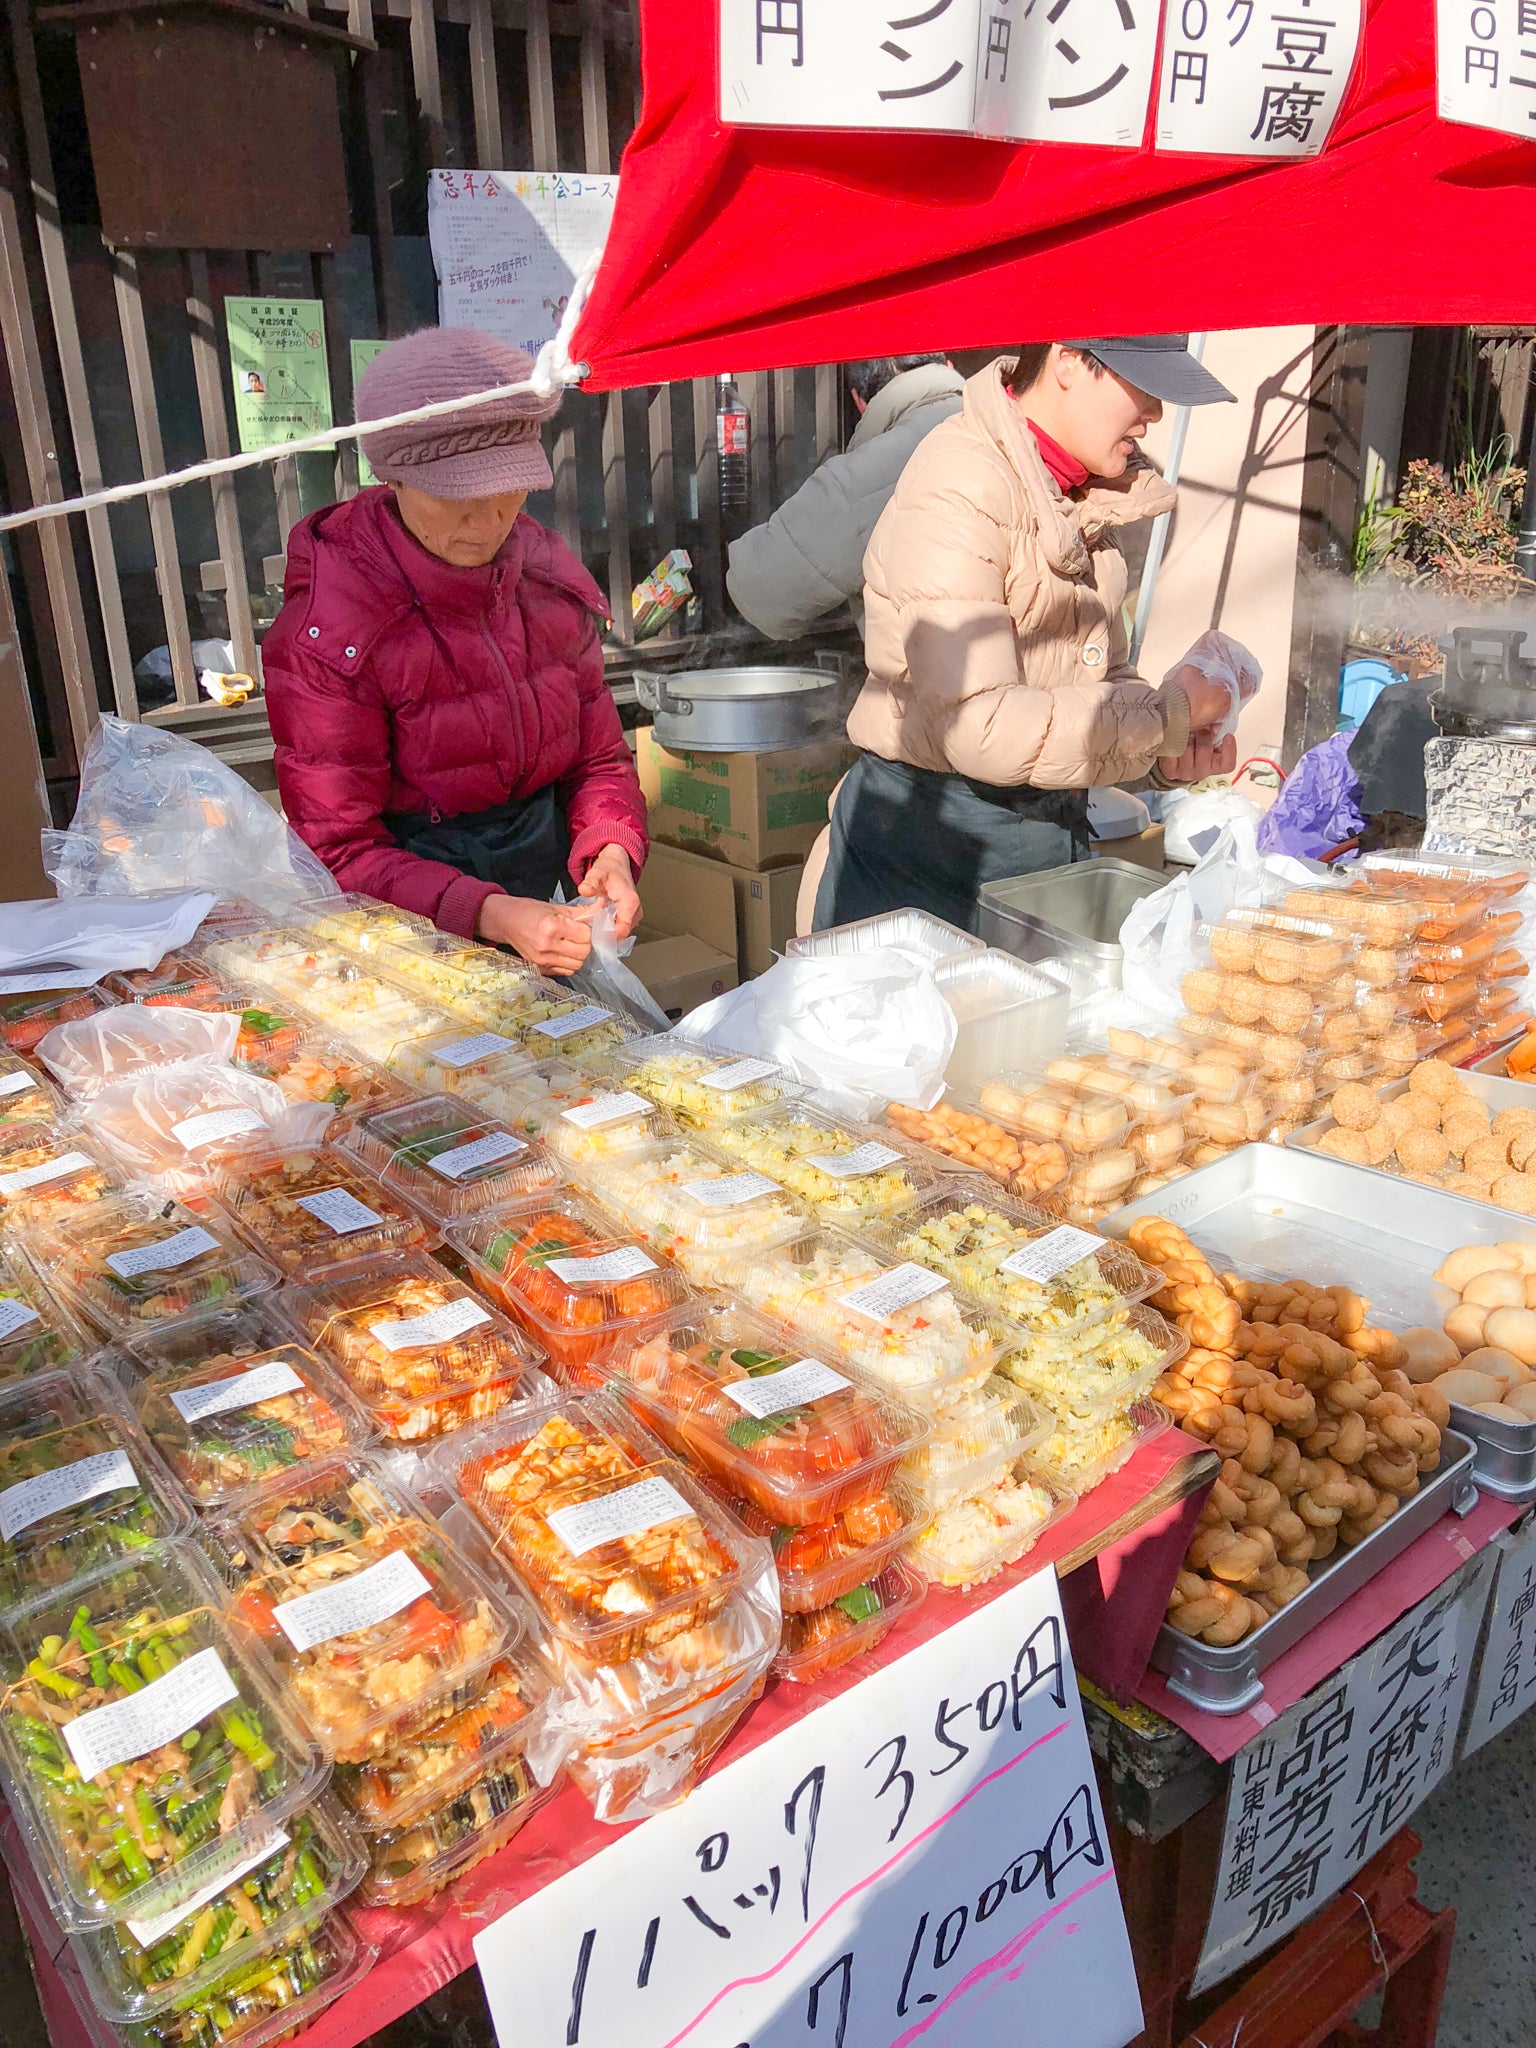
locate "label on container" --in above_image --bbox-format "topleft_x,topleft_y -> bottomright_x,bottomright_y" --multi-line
805,1142 -> 903,1179
428,1131 -> 527,1181
0,1446 -> 139,1542
105,1225 -> 220,1280
295,1186 -> 384,1236
368,1295 -> 492,1351
546,1474 -> 694,1557
125,1829 -> 290,1950
839,1262 -> 949,1324
171,1108 -> 268,1151
62,1646 -> 239,1781
681,1172 -> 781,1210
433,1032 -> 517,1069
1000,1225 -> 1105,1286
721,1357 -> 851,1417
0,1298 -> 42,1341
545,1246 -> 658,1286
169,1359 -> 306,1425
0,1071 -> 37,1099
273,1547 -> 432,1653
701,1057 -> 778,1094
560,1091 -> 650,1131
0,972 -> 88,996
531,1004 -> 613,1042
0,1150 -> 93,1196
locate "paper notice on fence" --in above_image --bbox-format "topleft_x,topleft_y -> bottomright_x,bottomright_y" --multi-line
429,171 -> 618,361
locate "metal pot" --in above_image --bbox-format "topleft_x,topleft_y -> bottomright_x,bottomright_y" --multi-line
634,654 -> 859,753
1431,625 -> 1536,740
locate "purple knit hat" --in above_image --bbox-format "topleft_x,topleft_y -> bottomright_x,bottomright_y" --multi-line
357,327 -> 558,499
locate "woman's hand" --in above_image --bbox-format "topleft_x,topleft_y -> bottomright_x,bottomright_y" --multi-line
577,844 -> 642,939
1167,664 -> 1238,735
1157,732 -> 1239,784
476,893 -> 595,975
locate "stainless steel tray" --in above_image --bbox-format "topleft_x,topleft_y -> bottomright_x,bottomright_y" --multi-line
1287,1066 -> 1533,1164
1147,1428 -> 1478,1714
976,859 -> 1164,1004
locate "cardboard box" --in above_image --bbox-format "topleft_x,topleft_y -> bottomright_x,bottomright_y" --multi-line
626,933 -> 737,1018
637,727 -> 852,869
640,840 -> 805,984
734,860 -> 803,980
1091,824 -> 1167,874
632,847 -> 740,1018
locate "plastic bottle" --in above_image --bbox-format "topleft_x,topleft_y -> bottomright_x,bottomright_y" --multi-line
717,375 -> 750,510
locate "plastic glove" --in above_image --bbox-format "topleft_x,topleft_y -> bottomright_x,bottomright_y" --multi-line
1165,630 -> 1263,744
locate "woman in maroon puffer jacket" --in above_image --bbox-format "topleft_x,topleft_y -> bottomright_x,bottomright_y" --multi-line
263,327 -> 646,977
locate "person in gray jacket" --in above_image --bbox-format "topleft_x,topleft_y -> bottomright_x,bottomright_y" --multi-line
725,355 -> 962,641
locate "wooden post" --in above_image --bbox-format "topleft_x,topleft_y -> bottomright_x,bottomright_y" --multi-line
0,556 -> 52,899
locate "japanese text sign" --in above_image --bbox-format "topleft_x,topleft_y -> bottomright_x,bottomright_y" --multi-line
1155,0 -> 1364,155
429,170 -> 618,362
973,0 -> 1163,147
475,1567 -> 1144,2048
1438,0 -> 1536,137
1194,1550 -> 1495,1994
720,0 -> 984,131
224,299 -> 333,454
1462,1512 -> 1536,1757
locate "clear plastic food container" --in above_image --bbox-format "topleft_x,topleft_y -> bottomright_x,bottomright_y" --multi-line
614,1300 -> 930,1524
709,1105 -> 937,1225
201,930 -> 459,1068
216,1145 -> 431,1277
0,1054 -> 62,1132
386,1025 -> 538,1112
715,1225 -> 1004,1408
195,895 -> 280,939
1022,1398 -> 1171,1495
973,1068 -> 1139,1151
0,985 -> 115,1056
534,1082 -> 681,1168
931,949 -> 1069,1093
101,953 -> 229,1005
207,1455 -> 511,1762
609,1037 -> 802,1127
1043,1048 -> 1200,1126
729,1482 -> 922,1614
0,1242 -> 92,1382
448,1196 -> 694,1386
372,936 -> 573,1037
908,1471 -> 1072,1590
353,1740 -> 552,1907
338,1092 -> 561,1221
899,1374 -> 1049,1513
0,1539 -> 324,1929
515,997 -> 638,1061
301,894 -> 437,957
120,1301 -> 306,1377
1200,909 -> 1360,987
786,908 -> 984,965
434,1393 -> 760,1665
774,1559 -> 925,1683
0,1126 -> 123,1228
285,1250 -> 551,1442
27,1196 -> 280,1341
882,1095 -> 1074,1211
131,1341 -> 376,1507
1180,968 -> 1360,1040
567,1138 -> 806,1287
234,1026 -> 406,1123
997,1300 -> 1186,1425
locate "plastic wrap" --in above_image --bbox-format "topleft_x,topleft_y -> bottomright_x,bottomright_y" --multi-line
81,1062 -> 335,1191
36,1006 -> 241,1098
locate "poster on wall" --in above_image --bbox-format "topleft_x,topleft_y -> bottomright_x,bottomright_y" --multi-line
428,170 -> 618,361
224,299 -> 333,453
349,338 -> 390,487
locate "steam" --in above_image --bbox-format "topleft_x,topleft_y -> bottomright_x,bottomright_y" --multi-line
1299,564 -> 1536,665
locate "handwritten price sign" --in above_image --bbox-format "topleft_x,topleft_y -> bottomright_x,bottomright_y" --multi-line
473,1571 -> 1142,2048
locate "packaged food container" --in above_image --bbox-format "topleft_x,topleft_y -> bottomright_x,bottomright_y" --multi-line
234,1025 -> 406,1122
609,1037 -> 802,1127
728,1482 -> 922,1614
973,1067 -> 1139,1151
100,953 -> 228,1006
206,1454 -> 511,1762
196,895 -> 280,939
1350,860 -> 1509,938
774,1559 -> 925,1683
61,1798 -> 363,2026
216,1145 -> 431,1277
0,1054 -> 62,1132
0,1126 -> 123,1229
201,930 -> 459,1068
1022,1398 -> 1171,1495
516,997 -> 638,1062
998,1300 -> 1185,1425
566,1138 -> 807,1287
708,1106 -> 937,1225
285,1250 -> 552,1442
1044,1048 -> 1200,1125
614,1299 -> 930,1524
1200,909 -> 1360,987
0,1367 -> 195,1607
27,1195 -> 280,1341
786,907 -> 984,966
435,1393 -> 762,1666
372,936 -> 573,1038
931,949 -> 1069,1092
81,1063 -> 297,1187
1180,967 -> 1360,1042
131,1341 -> 376,1507
121,1301 -> 305,1377
386,1025 -> 538,1112
0,985 -> 114,1056
448,1196 -> 694,1386
0,1539 -> 325,1928
301,894 -> 437,958
533,1081 -> 681,1168
715,1225 -> 1004,1409
881,1095 -> 1074,1211
899,1375 -> 1048,1512
338,1092 -> 561,1222
0,1242 -> 93,1381
907,1471 -> 1072,1590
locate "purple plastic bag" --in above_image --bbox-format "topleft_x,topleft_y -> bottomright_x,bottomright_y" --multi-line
1255,730 -> 1365,860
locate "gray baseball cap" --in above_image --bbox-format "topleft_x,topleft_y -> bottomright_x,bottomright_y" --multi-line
1065,335 -> 1236,405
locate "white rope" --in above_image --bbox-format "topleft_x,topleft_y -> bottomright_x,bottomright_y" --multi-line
0,251 -> 602,535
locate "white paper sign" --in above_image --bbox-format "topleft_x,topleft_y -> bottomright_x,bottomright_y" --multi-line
720,0 -> 984,131
125,1830 -> 289,1950
0,1298 -> 42,1341
428,1131 -> 527,1180
474,1567 -> 1142,2048
1155,0 -> 1363,156
169,1359 -> 307,1426
295,1187 -> 384,1236
806,1142 -> 903,1179
973,0 -> 1162,146
840,1262 -> 949,1322
172,1108 -> 268,1151
545,1246 -> 659,1286
0,1150 -> 93,1196
531,1004 -> 615,1042
1462,1514 -> 1536,1757
106,1226 -> 220,1280
681,1172 -> 782,1209
1193,1552 -> 1495,1993
0,1447 -> 139,1543
560,1092 -> 651,1130
1437,0 -> 1536,137
273,1548 -> 432,1653
1001,1226 -> 1105,1286
432,1033 -> 519,1069
368,1296 -> 493,1352
702,1056 -> 779,1093
721,1358 -> 852,1417
546,1474 -> 694,1557
0,1071 -> 38,1099
63,1648 -> 239,1780
430,169 -> 618,361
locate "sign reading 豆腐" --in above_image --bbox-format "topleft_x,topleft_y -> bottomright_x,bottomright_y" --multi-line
225,299 -> 333,454
1194,1552 -> 1495,1994
1155,0 -> 1364,156
474,1567 -> 1144,2048
428,171 -> 618,362
1437,0 -> 1536,138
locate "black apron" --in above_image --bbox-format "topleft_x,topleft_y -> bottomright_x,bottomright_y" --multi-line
814,752 -> 1090,935
384,786 -> 571,902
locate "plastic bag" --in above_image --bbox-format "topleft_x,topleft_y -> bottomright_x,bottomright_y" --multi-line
1255,732 -> 1365,860
677,949 -> 957,1114
0,892 -> 216,994
36,1005 -> 240,1098
558,897 -> 671,1034
43,716 -> 338,916
82,1059 -> 335,1190
1167,628 -> 1263,744
1162,787 -> 1264,867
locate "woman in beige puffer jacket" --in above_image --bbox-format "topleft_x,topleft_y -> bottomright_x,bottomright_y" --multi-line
808,340 -> 1239,934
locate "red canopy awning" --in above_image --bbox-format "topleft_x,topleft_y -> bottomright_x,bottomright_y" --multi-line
574,0 -> 1536,390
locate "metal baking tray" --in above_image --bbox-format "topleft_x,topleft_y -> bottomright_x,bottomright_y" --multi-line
1288,1066 -> 1532,1165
